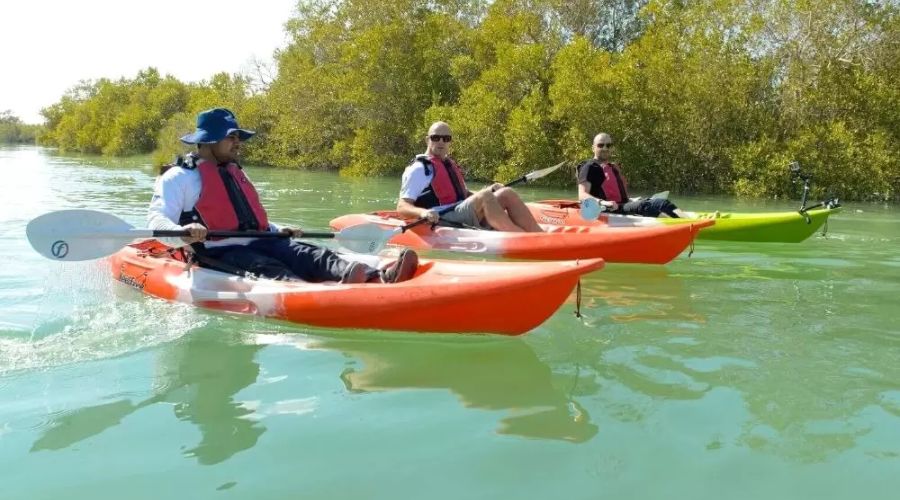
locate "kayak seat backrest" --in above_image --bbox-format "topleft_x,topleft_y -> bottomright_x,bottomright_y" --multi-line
538,199 -> 580,209
130,239 -> 190,262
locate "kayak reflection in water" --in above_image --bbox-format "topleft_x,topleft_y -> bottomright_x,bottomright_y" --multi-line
148,107 -> 418,284
321,336 -> 598,443
577,132 -> 692,218
31,330 -> 264,465
397,121 -> 544,232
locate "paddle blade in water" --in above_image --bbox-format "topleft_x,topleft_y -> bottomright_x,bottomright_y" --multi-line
335,223 -> 398,254
580,198 -> 602,221
26,209 -> 146,261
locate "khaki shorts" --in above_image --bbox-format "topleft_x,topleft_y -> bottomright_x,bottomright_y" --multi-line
439,197 -> 490,229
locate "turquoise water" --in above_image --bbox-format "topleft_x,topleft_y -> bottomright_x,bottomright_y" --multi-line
1,146 -> 898,499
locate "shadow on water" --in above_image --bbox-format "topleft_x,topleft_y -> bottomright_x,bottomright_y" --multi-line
30,328 -> 264,465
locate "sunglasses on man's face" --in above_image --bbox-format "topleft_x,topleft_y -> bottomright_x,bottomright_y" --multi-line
429,134 -> 452,143
594,143 -> 613,149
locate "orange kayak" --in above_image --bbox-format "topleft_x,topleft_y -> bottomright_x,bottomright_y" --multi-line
109,241 -> 603,335
329,211 -> 711,264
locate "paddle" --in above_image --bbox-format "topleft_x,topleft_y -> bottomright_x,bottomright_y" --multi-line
579,198 -> 605,221
627,190 -> 670,203
402,161 -> 568,232
26,209 -> 396,261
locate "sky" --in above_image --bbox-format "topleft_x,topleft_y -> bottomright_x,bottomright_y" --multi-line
0,0 -> 297,123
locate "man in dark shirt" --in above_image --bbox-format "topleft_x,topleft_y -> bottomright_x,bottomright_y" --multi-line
576,133 -> 690,218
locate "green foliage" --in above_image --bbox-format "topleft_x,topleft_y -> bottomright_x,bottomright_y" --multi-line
0,111 -> 41,144
548,37 -> 618,175
730,137 -> 793,198
152,73 -> 268,167
733,123 -> 897,202
39,68 -> 191,156
431,0 -> 561,181
783,123 -> 895,201
500,88 -> 560,182
36,0 -> 899,201
266,0 -> 479,174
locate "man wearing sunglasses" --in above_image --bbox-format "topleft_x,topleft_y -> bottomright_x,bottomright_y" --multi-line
396,121 -> 543,232
577,132 -> 690,218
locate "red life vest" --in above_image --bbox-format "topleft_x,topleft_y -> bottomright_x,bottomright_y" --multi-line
412,154 -> 469,209
192,158 -> 269,232
583,160 -> 628,203
600,163 -> 628,203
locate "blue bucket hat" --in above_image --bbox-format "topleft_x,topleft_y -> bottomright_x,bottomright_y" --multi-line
179,108 -> 256,145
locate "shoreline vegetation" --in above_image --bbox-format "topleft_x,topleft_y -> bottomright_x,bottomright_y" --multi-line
0,111 -> 40,144
16,0 -> 900,202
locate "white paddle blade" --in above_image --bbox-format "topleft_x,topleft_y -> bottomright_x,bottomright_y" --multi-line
335,223 -> 399,254
26,209 -> 144,261
651,190 -> 670,200
579,198 -> 602,221
523,161 -> 566,182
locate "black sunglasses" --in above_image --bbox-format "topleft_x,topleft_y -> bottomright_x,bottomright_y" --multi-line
594,142 -> 613,148
429,134 -> 452,143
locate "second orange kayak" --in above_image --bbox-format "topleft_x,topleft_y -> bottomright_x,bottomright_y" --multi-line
330,212 -> 712,264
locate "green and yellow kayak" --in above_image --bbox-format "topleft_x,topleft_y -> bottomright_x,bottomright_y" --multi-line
656,207 -> 840,242
527,200 -> 842,243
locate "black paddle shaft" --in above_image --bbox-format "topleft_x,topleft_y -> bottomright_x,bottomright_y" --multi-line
151,230 -> 336,239
401,174 -> 531,232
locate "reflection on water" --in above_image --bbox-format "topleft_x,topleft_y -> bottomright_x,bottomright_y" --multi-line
565,253 -> 900,464
577,265 -> 706,325
29,328 -> 599,460
5,145 -> 900,491
156,331 -> 264,465
31,329 -> 264,465
287,333 -> 599,443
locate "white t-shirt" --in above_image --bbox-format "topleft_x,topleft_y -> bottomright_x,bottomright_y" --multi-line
148,166 -> 276,248
399,158 -> 464,212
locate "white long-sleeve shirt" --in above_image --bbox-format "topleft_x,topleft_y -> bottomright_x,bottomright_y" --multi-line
148,166 -> 277,248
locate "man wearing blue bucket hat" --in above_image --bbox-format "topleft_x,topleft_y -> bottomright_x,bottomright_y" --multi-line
148,108 -> 418,283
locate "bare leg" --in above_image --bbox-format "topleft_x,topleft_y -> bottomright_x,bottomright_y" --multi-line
494,188 -> 543,232
472,191 -> 526,232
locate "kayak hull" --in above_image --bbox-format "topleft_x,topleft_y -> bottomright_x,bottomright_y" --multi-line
658,208 -> 839,242
528,200 -> 840,243
109,241 -> 603,335
330,212 -> 711,264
